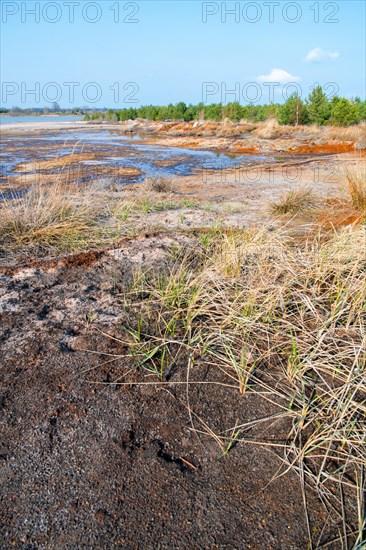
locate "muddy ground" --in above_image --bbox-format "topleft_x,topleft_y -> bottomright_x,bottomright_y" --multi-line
1,121 -> 365,548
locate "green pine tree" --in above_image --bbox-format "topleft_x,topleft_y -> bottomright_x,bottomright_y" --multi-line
278,94 -> 308,125
306,86 -> 331,125
331,98 -> 360,126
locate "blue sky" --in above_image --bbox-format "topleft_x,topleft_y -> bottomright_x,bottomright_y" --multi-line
1,0 -> 365,108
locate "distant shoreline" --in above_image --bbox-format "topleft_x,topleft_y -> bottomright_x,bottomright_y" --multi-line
1,114 -> 80,117
0,119 -> 87,132
0,114 -> 85,129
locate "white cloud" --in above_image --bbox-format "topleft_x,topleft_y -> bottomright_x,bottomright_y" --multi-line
257,68 -> 301,83
305,48 -> 339,62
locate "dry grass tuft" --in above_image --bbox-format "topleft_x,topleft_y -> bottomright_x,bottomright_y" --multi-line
253,118 -> 280,139
253,120 -> 322,139
111,225 -> 366,546
143,177 -> 174,193
270,187 -> 319,215
317,166 -> 366,227
0,184 -> 96,250
344,166 -> 366,212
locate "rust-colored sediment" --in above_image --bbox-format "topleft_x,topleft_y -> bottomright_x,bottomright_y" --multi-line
17,153 -> 102,172
230,145 -> 260,153
290,142 -> 356,154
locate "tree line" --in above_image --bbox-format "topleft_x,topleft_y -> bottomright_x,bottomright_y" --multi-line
85,87 -> 366,127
